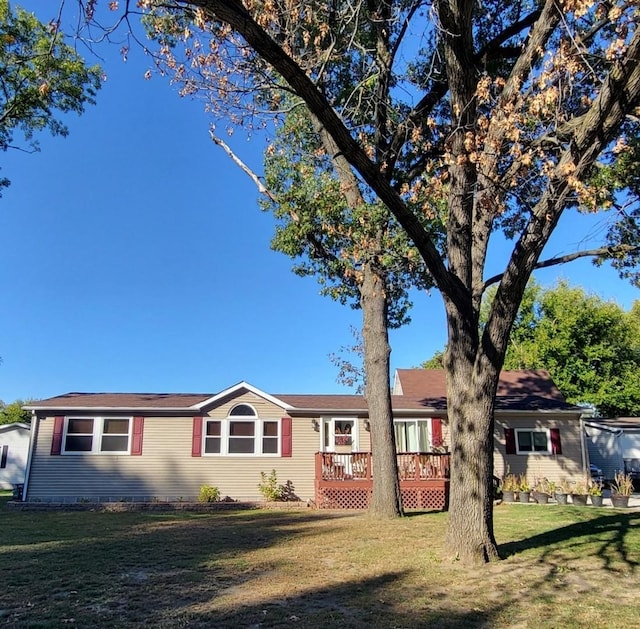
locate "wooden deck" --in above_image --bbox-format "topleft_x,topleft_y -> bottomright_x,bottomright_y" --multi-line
314,452 -> 450,510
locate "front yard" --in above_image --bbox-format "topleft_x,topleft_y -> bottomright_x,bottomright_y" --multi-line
1,492 -> 638,627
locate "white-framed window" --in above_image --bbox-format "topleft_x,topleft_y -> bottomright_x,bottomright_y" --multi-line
63,417 -> 132,454
321,418 -> 359,452
515,429 -> 550,454
203,404 -> 280,456
394,419 -> 431,453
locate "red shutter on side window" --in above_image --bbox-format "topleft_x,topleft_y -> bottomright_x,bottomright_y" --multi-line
504,428 -> 516,455
281,417 -> 292,457
431,418 -> 443,447
51,416 -> 64,455
192,416 -> 203,457
131,417 -> 144,455
550,428 -> 562,455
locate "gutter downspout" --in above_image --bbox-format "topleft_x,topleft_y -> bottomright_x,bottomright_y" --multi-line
579,417 -> 588,475
21,411 -> 39,502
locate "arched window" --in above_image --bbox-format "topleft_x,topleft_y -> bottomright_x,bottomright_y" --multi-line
203,404 -> 279,456
229,404 -> 257,417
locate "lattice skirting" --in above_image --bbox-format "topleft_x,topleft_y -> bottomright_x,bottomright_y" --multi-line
317,487 -> 371,509
316,486 -> 448,510
401,487 -> 448,510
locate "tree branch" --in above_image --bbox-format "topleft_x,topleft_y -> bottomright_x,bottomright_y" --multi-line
483,244 -> 640,290
209,131 -> 275,201
181,0 -> 459,303
208,130 -> 339,266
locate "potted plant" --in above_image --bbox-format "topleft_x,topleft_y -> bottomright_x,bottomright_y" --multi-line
554,479 -> 570,505
518,475 -> 531,504
611,471 -> 634,508
570,478 -> 589,506
501,473 -> 519,502
532,478 -> 551,504
588,479 -> 604,507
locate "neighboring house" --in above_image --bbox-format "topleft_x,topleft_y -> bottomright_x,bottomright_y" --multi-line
0,423 -> 31,490
21,370 -> 585,507
584,418 -> 640,481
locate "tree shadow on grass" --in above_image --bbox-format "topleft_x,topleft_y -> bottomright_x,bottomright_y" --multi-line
500,510 -> 640,571
0,508 -> 523,628
183,571 -> 511,628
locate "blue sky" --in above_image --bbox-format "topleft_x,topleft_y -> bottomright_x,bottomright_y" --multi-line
0,2 -> 637,403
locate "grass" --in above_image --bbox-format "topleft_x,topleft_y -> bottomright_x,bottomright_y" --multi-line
1,492 -> 639,628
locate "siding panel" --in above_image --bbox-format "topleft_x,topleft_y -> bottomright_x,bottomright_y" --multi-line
494,414 -> 584,485
28,410 -> 321,502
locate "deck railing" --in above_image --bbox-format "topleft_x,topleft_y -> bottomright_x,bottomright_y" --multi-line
314,451 -> 450,510
315,451 -> 450,481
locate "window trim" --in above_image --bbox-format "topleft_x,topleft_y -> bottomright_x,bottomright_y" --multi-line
514,428 -> 552,455
321,418 -> 358,452
61,416 -> 133,455
393,418 -> 434,453
202,415 -> 281,457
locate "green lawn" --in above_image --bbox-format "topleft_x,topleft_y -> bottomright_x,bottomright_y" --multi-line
1,492 -> 639,627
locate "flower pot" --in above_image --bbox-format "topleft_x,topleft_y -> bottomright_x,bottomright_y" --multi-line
571,494 -> 588,506
589,494 -> 604,507
502,490 -> 516,503
533,491 -> 550,504
611,494 -> 630,508
555,492 -> 568,505
519,491 -> 531,504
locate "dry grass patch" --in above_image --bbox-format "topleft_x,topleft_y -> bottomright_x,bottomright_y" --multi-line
1,494 -> 638,627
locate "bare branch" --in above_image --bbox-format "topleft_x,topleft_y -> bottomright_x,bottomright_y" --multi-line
209,130 -> 274,201
483,244 -> 640,290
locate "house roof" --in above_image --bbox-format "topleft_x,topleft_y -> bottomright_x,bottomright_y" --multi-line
0,422 -> 30,432
585,417 -> 640,430
393,369 -> 579,412
23,392 -> 212,411
24,369 -> 581,415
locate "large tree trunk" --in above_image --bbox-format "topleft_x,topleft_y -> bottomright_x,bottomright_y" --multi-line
443,304 -> 500,563
361,261 -> 403,517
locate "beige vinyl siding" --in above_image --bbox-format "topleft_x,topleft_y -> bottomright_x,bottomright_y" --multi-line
27,392 -> 323,502
493,413 -> 585,485
356,417 -> 371,451
205,392 -> 286,420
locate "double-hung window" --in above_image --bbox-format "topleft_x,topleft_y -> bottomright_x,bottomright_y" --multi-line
515,429 -> 550,454
63,417 -> 132,454
204,404 -> 279,456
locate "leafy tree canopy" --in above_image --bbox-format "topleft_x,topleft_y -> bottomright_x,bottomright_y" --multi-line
427,281 -> 640,417
0,0 -> 102,194
261,102 -> 442,327
0,399 -> 32,425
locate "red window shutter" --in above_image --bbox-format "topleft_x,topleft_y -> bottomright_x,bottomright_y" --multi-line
431,418 -> 443,447
51,416 -> 64,455
550,428 -> 562,455
504,428 -> 516,455
131,417 -> 144,455
281,417 -> 292,457
1,445 -> 7,468
192,416 -> 203,457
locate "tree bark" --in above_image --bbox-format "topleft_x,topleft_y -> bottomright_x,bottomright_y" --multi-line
361,260 -> 403,517
314,116 -> 402,518
443,321 -> 500,563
